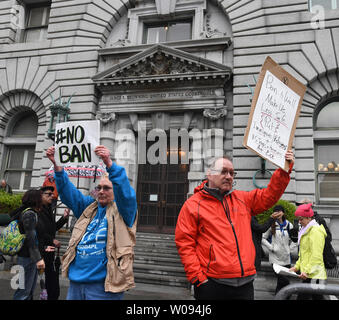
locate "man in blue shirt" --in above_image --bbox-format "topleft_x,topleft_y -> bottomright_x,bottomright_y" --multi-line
46,145 -> 137,300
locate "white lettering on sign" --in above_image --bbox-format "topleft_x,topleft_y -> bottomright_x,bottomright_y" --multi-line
246,71 -> 300,169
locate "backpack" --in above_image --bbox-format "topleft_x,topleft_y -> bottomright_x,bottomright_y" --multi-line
0,208 -> 32,256
323,236 -> 337,269
314,214 -> 337,269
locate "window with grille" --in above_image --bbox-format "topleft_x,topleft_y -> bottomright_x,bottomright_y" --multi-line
2,112 -> 38,192
24,4 -> 50,42
314,99 -> 339,203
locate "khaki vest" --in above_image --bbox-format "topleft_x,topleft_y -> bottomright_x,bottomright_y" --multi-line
61,201 -> 137,293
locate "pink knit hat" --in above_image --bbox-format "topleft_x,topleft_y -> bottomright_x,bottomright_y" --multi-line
295,203 -> 314,217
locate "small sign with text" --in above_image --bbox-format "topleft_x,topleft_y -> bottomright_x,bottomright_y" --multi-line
54,120 -> 100,167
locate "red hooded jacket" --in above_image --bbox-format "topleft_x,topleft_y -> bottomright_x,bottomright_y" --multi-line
175,165 -> 292,285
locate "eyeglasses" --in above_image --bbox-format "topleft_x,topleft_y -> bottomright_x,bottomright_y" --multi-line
95,186 -> 113,192
210,169 -> 237,177
43,192 -> 54,197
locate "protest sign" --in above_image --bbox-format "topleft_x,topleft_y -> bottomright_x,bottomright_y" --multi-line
54,120 -> 100,167
243,56 -> 306,171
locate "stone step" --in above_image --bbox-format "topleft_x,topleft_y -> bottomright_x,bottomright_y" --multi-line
133,271 -> 189,288
134,254 -> 182,267
134,245 -> 178,256
134,262 -> 185,276
136,232 -> 175,240
135,239 -> 177,249
134,233 -> 185,287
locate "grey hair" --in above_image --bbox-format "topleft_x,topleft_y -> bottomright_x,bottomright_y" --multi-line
207,155 -> 233,171
99,172 -> 110,181
300,198 -> 313,204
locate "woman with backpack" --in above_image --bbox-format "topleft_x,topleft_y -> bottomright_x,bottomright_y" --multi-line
290,203 -> 327,300
11,189 -> 45,300
262,205 -> 296,295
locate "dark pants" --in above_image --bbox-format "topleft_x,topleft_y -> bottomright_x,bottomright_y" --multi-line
274,264 -> 291,295
194,279 -> 254,300
43,252 -> 60,300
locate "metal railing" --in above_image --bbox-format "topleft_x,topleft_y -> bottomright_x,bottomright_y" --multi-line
275,282 -> 339,300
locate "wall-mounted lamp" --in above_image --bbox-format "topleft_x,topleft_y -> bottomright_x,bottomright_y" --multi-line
47,89 -> 73,140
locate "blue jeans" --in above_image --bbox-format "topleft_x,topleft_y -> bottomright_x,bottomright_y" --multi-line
13,256 -> 38,300
67,281 -> 124,300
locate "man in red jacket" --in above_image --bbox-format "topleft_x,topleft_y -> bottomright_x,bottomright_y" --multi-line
175,151 -> 294,300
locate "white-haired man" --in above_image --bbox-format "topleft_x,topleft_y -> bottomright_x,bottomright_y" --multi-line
175,151 -> 294,300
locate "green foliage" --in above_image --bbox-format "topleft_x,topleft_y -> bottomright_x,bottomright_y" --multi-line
256,199 -> 296,224
0,191 -> 23,214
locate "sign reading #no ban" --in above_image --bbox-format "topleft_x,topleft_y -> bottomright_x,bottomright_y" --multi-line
54,120 -> 100,167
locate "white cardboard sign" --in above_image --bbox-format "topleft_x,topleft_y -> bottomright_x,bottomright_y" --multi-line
243,56 -> 306,171
54,120 -> 100,167
246,70 -> 301,169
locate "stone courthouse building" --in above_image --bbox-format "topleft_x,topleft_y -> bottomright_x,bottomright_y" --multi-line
0,0 -> 339,254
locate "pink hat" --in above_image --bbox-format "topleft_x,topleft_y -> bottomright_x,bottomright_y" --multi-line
295,203 -> 314,218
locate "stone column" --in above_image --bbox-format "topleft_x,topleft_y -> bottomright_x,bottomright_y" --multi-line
96,111 -> 117,152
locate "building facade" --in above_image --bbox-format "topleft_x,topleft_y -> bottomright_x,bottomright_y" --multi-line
0,0 -> 338,247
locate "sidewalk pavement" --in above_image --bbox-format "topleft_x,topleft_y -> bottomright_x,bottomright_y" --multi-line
0,270 -> 194,300
0,269 -> 277,300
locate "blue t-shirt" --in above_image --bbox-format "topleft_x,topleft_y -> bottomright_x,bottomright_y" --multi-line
68,205 -> 108,283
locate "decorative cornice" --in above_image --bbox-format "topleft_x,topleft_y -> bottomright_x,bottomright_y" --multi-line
99,37 -> 232,57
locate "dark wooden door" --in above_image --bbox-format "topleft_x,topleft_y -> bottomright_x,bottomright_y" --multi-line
137,162 -> 189,233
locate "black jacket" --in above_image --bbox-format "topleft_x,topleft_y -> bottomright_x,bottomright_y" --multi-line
12,205 -> 68,262
35,205 -> 68,258
251,216 -> 274,270
16,208 -> 41,263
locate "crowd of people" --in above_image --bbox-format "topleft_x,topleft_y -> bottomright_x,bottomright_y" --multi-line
0,146 -> 334,300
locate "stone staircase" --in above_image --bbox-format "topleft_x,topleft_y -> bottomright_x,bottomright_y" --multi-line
56,231 -> 189,288
133,232 -> 188,288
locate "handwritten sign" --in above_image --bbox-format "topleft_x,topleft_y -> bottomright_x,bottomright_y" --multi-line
55,120 -> 100,167
243,57 -> 306,171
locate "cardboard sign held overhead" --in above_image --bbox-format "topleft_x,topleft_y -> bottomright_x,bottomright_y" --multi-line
55,120 -> 101,167
243,56 -> 306,172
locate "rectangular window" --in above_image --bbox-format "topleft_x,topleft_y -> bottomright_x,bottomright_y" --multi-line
309,0 -> 338,11
143,20 -> 192,44
4,146 -> 35,191
316,141 -> 339,202
24,5 -> 50,42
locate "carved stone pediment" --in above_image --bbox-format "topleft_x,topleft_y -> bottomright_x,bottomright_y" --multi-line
115,52 -> 211,77
93,44 -> 231,86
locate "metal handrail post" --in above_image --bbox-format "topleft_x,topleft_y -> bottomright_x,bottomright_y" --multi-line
275,283 -> 339,300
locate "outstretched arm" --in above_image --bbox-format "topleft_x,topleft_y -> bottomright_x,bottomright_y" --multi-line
45,146 -> 94,218
95,145 -> 137,227
247,150 -> 294,215
46,146 -> 62,172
